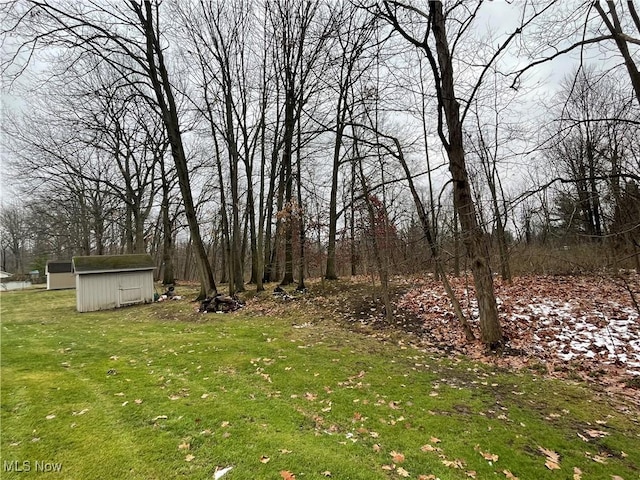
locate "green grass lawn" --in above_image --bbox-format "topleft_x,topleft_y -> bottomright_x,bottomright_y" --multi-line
1,286 -> 639,479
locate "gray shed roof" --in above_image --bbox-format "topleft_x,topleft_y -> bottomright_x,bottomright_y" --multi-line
47,260 -> 73,274
73,254 -> 155,274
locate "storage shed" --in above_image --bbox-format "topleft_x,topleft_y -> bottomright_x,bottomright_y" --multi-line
73,254 -> 155,312
46,260 -> 75,290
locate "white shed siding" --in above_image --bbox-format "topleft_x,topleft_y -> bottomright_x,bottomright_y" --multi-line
76,271 -> 154,312
47,272 -> 75,290
118,272 -> 154,305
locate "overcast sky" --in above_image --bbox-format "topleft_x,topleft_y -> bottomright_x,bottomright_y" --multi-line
0,0 -> 635,207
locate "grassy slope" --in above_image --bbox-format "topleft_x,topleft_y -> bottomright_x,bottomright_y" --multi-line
1,286 -> 639,480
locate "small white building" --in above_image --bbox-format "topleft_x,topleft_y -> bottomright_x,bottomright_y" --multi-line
73,254 -> 155,312
46,260 -> 75,290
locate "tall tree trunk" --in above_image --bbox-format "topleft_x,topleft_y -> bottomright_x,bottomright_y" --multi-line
356,149 -> 393,324
429,1 -> 502,345
213,133 -> 232,291
594,1 -> 640,107
224,89 -> 245,294
350,158 -> 358,276
135,0 -> 216,299
394,137 -> 475,340
325,120 -> 344,280
280,88 -> 295,286
161,208 -> 175,286
263,113 -> 282,284
296,114 -> 306,292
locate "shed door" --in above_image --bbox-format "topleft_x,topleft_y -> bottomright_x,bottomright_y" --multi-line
118,272 -> 143,305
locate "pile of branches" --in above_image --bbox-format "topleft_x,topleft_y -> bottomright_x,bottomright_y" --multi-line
199,294 -> 245,313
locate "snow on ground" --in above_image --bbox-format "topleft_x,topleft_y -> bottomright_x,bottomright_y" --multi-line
397,274 -> 640,376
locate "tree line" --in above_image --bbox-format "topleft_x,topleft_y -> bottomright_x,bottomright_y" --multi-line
1,0 -> 639,345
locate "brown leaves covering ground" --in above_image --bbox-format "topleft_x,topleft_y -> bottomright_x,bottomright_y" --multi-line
235,273 -> 639,401
395,273 -> 640,396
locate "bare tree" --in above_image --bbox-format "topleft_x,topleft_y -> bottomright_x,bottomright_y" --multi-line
268,0 -> 331,286
545,67 -> 640,251
174,0 -> 255,294
377,1 -> 508,344
324,4 -> 377,280
0,203 -> 30,274
512,1 -> 640,107
2,0 -> 217,297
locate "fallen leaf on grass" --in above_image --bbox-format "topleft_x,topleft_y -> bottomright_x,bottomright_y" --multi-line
475,445 -> 498,462
585,429 -> 609,438
259,456 -> 270,464
390,451 -> 405,463
396,467 -> 410,477
151,415 -> 168,421
45,414 -> 56,420
178,441 -> 190,450
280,471 -> 296,480
466,471 -> 477,478
184,454 -> 195,462
573,467 -> 582,480
420,444 -> 439,452
442,459 -> 465,469
482,452 -> 499,462
538,446 -> 561,470
545,459 -> 560,470
611,476 -> 624,480
430,436 -> 441,443
134,399 -> 143,404
503,470 -> 519,479
321,471 -> 331,477
418,476 -> 437,480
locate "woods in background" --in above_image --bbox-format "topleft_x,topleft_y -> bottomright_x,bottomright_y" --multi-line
1,1 -> 639,343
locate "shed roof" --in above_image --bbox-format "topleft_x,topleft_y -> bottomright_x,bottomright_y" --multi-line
47,260 -> 73,274
73,254 -> 155,274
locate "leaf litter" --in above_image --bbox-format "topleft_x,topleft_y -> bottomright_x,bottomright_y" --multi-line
395,274 -> 640,395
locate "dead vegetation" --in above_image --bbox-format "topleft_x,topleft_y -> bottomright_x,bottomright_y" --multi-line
235,273 -> 640,404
